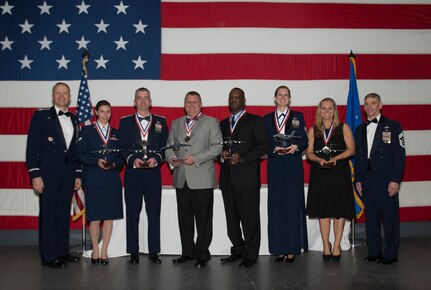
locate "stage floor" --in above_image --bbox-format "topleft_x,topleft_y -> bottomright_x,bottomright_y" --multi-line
1,237 -> 430,290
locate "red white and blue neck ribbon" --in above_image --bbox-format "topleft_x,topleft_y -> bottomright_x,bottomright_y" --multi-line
135,113 -> 152,141
184,112 -> 202,136
230,109 -> 246,134
323,122 -> 334,145
94,121 -> 111,146
274,108 -> 290,134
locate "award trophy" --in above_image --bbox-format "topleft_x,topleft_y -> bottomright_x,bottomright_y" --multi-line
129,140 -> 160,168
314,144 -> 345,169
140,140 -> 151,168
273,131 -> 301,154
92,144 -> 122,170
213,136 -> 246,160
160,141 -> 191,163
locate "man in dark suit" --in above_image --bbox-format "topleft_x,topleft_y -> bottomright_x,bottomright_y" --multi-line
26,82 -> 82,268
219,87 -> 268,268
119,87 -> 168,264
165,91 -> 222,269
354,93 -> 406,265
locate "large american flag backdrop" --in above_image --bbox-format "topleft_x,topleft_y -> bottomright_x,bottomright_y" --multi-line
1,0 -> 430,229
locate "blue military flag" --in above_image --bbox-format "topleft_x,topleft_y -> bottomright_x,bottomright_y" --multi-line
346,52 -> 364,219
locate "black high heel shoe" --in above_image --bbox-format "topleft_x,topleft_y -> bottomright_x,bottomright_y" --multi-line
322,254 -> 331,262
286,255 -> 295,263
331,246 -> 341,262
100,258 -> 109,265
100,252 -> 109,265
323,242 -> 332,262
274,255 -> 287,262
91,253 -> 100,264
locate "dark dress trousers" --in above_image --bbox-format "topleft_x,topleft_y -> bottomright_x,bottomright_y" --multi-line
76,124 -> 123,221
219,112 -> 268,261
119,114 -> 168,255
354,116 -> 406,260
26,107 -> 81,264
263,110 -> 309,255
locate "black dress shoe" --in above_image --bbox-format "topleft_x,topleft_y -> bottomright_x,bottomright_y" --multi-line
195,259 -> 207,269
220,255 -> 241,263
129,253 -> 139,264
239,259 -> 256,268
43,259 -> 67,268
100,258 -> 109,265
59,254 -> 80,263
149,254 -> 162,264
364,255 -> 380,262
379,257 -> 397,265
172,256 -> 194,264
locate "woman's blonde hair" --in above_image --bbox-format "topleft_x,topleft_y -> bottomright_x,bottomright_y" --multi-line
314,97 -> 340,136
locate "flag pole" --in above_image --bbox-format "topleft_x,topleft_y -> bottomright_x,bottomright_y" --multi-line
350,51 -> 358,247
80,50 -> 90,253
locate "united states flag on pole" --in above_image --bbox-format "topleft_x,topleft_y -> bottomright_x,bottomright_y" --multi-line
71,70 -> 93,221
77,70 -> 93,124
1,0 -> 431,229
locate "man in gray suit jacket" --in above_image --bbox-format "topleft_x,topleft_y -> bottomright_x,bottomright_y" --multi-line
165,91 -> 222,268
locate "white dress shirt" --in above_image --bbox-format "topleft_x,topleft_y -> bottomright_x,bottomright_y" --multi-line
55,106 -> 74,149
366,114 -> 381,158
277,109 -> 288,134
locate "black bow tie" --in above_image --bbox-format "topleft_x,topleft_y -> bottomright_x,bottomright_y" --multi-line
366,118 -> 378,126
58,111 -> 71,117
138,115 -> 150,122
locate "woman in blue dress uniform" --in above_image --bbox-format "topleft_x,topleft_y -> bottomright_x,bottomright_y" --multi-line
306,98 -> 355,261
263,86 -> 309,263
77,100 -> 123,264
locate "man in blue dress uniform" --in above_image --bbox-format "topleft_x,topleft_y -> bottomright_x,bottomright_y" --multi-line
119,87 -> 168,264
354,93 -> 406,265
26,82 -> 82,268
